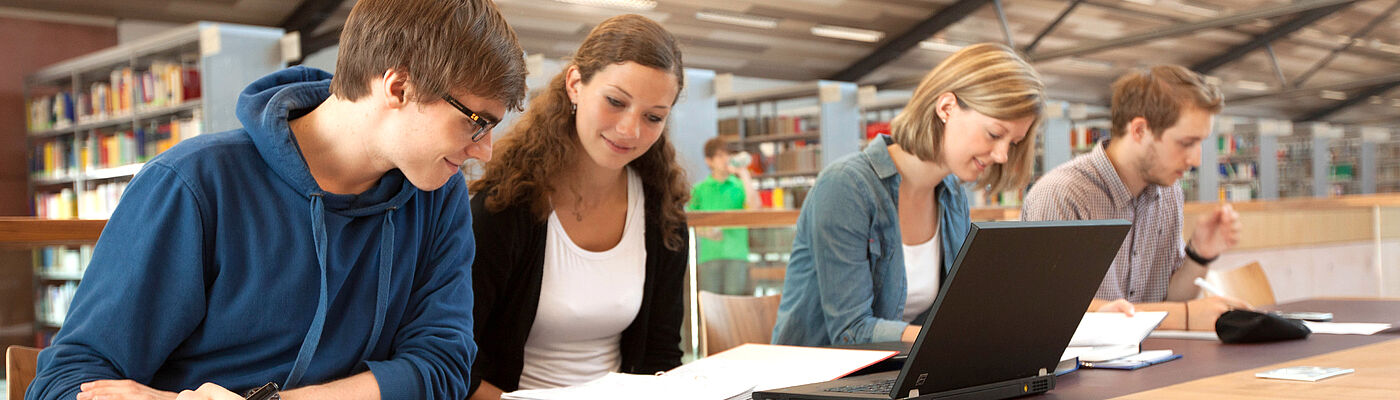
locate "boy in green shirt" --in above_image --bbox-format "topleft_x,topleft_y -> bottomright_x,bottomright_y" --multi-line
689,137 -> 760,295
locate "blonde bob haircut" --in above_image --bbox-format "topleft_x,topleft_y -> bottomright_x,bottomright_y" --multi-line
889,42 -> 1045,194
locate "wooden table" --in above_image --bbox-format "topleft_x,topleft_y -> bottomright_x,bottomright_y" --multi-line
0,217 -> 105,248
1042,299 -> 1400,399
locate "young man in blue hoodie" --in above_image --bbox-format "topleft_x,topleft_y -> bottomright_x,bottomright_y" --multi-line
26,1 -> 526,400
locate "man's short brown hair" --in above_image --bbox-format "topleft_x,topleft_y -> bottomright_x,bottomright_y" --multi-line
330,0 -> 527,111
1110,65 -> 1223,139
703,137 -> 731,158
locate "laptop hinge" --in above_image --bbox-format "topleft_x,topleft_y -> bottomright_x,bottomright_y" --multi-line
1038,368 -> 1049,377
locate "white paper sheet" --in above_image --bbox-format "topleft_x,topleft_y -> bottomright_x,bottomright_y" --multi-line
1147,330 -> 1221,340
674,343 -> 899,391
1301,321 -> 1393,335
501,344 -> 897,400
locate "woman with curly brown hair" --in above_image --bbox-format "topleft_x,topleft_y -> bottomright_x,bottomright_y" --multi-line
465,14 -> 690,399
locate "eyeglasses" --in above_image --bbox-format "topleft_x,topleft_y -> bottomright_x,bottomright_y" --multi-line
442,95 -> 499,143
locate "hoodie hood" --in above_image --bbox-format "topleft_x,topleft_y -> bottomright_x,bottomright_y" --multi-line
236,66 -> 415,216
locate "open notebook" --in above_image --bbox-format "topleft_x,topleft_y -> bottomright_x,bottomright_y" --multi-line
502,344 -> 898,400
1062,311 -> 1167,363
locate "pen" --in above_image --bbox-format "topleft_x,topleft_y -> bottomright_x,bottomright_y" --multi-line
1194,277 -> 1227,298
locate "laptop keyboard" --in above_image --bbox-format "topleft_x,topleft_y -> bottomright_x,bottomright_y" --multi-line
824,377 -> 896,394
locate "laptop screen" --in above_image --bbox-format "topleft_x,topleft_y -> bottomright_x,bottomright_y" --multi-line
891,219 -> 1130,398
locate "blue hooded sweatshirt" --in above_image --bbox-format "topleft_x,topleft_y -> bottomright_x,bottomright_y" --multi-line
27,67 -> 476,400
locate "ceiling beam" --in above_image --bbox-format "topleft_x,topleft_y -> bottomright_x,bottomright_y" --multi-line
1028,0 -> 1355,63
281,0 -> 346,40
1293,0 -> 1400,88
1023,0 -> 1082,54
300,26 -> 343,62
1228,73 -> 1400,104
828,0 -> 991,83
1190,2 -> 1352,74
1294,81 -> 1400,122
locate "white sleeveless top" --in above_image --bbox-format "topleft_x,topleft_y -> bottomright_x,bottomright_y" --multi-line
901,227 -> 941,322
517,168 -> 646,389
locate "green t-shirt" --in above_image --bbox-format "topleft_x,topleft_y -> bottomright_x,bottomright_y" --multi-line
688,175 -> 749,263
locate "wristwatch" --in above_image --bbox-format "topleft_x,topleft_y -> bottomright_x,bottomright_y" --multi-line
1185,241 -> 1218,266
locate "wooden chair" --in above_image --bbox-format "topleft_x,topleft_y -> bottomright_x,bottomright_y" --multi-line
8,345 -> 41,400
1205,261 -> 1276,307
698,291 -> 782,356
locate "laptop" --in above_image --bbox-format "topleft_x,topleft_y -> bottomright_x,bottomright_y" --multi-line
754,219 -> 1131,400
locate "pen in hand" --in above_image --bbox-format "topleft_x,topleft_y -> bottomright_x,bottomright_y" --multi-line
1193,277 -> 1227,298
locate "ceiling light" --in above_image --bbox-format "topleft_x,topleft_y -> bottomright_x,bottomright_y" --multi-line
1320,90 -> 1347,100
1170,1 -> 1221,17
918,39 -> 964,53
553,0 -> 656,11
811,24 -> 885,43
1234,80 -> 1269,91
695,10 -> 779,29
1062,57 -> 1115,71
1370,39 -> 1400,54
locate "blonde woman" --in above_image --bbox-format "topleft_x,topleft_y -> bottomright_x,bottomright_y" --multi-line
771,43 -> 1045,346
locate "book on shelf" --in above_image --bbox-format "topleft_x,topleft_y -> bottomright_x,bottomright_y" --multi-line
718,115 -> 818,139
37,281 -> 80,330
31,115 -> 201,180
34,189 -> 77,219
28,59 -> 202,132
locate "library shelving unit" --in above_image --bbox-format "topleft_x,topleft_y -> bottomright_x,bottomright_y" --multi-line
22,22 -> 285,345
1376,134 -> 1400,193
1277,124 -> 1315,199
1327,129 -> 1362,196
716,81 -> 860,211
858,93 -> 906,146
1217,120 -> 1259,201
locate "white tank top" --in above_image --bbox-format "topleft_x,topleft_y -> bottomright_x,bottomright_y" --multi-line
901,227 -> 941,322
517,168 -> 646,389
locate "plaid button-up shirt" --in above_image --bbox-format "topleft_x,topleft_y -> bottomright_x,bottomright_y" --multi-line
1021,141 -> 1185,303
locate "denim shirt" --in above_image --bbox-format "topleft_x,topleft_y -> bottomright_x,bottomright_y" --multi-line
771,135 -> 971,346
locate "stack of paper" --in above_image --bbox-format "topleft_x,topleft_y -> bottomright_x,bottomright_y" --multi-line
501,344 -> 898,400
677,344 -> 899,391
501,371 -> 754,400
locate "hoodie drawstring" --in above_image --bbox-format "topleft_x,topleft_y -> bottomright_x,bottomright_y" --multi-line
286,193 -> 330,388
359,207 -> 395,361
286,195 -> 396,388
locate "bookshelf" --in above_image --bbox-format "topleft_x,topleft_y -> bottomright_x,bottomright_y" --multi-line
1216,120 -> 1259,201
1377,136 -> 1400,194
716,81 -> 860,210
1327,131 -> 1362,196
1277,124 -> 1314,199
22,22 -> 285,345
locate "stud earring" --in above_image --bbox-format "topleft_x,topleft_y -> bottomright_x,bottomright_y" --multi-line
571,103 -> 577,115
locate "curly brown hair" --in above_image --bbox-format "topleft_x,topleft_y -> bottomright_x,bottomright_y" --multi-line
471,14 -> 690,251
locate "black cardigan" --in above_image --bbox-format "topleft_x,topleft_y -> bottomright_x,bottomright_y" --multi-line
466,191 -> 687,395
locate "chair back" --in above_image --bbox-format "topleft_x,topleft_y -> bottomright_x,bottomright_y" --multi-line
8,345 -> 41,400
1205,261 -> 1276,307
698,291 -> 782,356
